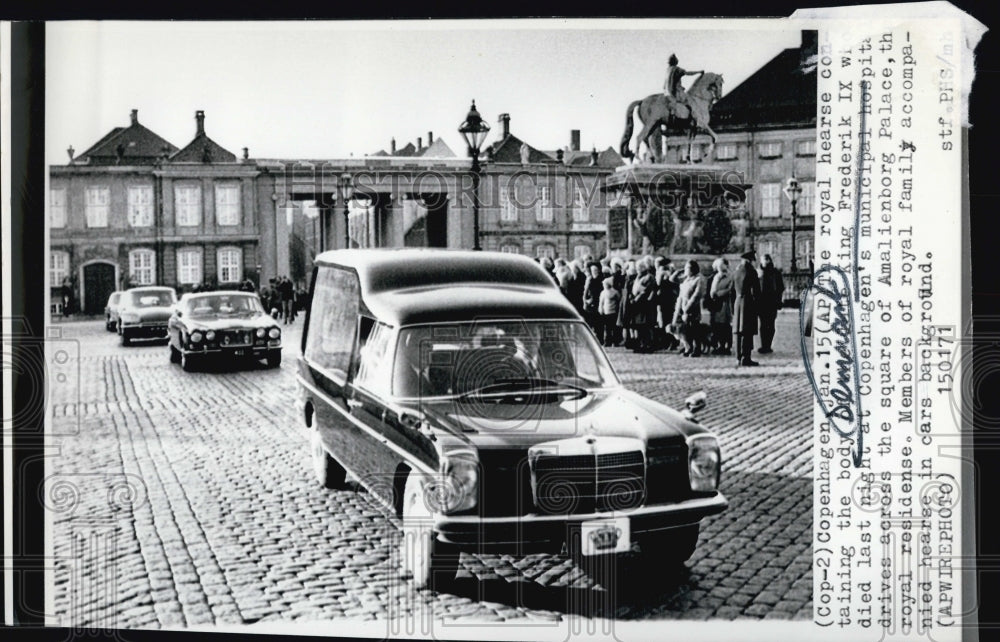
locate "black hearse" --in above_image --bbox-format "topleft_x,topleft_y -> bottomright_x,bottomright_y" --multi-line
296,249 -> 727,588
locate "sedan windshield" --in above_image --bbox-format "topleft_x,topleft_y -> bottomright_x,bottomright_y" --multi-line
393,320 -> 619,398
187,294 -> 263,318
128,291 -> 174,308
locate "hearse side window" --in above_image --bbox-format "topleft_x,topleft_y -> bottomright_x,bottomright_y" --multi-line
353,321 -> 393,395
304,267 -> 360,381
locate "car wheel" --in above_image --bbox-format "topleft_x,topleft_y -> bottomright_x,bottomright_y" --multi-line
266,350 -> 282,368
400,473 -> 460,590
106,316 -> 114,332
310,427 -> 347,489
117,321 -> 122,336
180,351 -> 198,372
169,343 -> 181,364
636,524 -> 700,566
120,330 -> 131,347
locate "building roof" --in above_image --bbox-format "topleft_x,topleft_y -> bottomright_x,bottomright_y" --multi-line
486,134 -> 559,165
710,33 -> 817,132
171,133 -> 237,163
75,116 -> 179,165
415,137 -> 456,158
545,147 -> 626,169
313,248 -> 577,326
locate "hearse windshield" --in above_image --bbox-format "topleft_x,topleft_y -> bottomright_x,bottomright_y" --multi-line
393,320 -> 619,398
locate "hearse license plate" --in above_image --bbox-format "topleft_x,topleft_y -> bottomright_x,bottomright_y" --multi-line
580,517 -> 630,556
232,349 -> 245,356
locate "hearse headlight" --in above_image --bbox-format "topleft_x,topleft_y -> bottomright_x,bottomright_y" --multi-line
205,330 -> 216,341
268,327 -> 281,339
190,331 -> 203,343
687,434 -> 721,492
121,312 -> 140,324
256,328 -> 266,338
435,448 -> 479,514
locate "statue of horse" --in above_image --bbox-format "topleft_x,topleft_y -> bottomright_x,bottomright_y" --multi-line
620,72 -> 724,164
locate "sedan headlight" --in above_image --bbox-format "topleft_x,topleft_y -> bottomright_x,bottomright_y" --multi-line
687,434 -> 721,492
205,330 -> 216,341
121,312 -> 140,323
434,448 -> 479,515
190,331 -> 203,343
268,328 -> 281,339
256,328 -> 266,338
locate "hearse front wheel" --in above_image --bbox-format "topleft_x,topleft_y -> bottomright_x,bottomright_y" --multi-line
636,524 -> 700,565
400,473 -> 460,590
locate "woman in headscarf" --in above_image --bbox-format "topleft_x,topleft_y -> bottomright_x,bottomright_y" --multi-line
629,258 -> 658,353
674,259 -> 706,357
709,257 -> 734,355
618,261 -> 638,348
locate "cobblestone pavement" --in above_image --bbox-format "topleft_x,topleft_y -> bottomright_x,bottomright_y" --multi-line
49,310 -> 812,628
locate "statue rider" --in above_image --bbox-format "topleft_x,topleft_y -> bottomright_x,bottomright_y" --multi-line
664,53 -> 703,108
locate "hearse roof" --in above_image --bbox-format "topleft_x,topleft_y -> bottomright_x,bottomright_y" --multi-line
313,249 -> 579,326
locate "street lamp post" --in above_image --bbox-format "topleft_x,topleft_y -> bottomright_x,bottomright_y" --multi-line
339,173 -> 353,249
458,100 -> 490,251
783,174 -> 802,272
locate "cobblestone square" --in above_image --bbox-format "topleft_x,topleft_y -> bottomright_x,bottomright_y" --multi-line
49,309 -> 812,627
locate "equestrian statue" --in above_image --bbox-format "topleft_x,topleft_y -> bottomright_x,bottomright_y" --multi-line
620,54 -> 724,164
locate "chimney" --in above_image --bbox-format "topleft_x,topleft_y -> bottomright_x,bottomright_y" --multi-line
417,136 -> 423,150
195,110 -> 205,136
427,131 -> 434,146
242,147 -> 249,161
391,137 -> 396,154
130,109 -> 139,126
499,113 -> 510,138
66,145 -> 75,162
570,129 -> 581,152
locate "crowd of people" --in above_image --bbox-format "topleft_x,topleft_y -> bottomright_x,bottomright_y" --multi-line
536,250 -> 785,367
258,276 -> 309,325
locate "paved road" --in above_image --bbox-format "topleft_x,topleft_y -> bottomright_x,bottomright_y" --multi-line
49,310 -> 812,628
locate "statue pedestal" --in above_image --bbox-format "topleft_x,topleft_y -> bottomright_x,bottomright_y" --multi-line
601,162 -> 753,263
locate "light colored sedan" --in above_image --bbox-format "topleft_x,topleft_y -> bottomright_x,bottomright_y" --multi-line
117,286 -> 177,346
104,291 -> 123,332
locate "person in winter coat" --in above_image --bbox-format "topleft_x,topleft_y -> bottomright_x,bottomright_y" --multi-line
598,277 -> 621,347
709,257 -> 734,355
733,250 -> 762,366
674,260 -> 707,357
582,263 -> 604,339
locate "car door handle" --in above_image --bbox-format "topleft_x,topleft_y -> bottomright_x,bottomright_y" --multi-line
346,398 -> 363,409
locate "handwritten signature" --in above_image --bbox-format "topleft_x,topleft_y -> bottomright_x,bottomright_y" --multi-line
800,265 -> 864,468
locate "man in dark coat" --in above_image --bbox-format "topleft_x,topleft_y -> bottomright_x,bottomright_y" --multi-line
757,254 -> 785,354
732,250 -> 761,366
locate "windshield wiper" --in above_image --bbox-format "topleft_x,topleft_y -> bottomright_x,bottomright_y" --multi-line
461,377 -> 587,400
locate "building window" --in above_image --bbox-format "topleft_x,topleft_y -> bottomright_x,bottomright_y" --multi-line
535,186 -> 553,222
129,249 -> 156,285
572,188 -> 589,222
499,189 -> 518,222
175,184 -> 202,227
50,250 -> 69,287
715,144 -> 738,160
50,188 -> 67,228
797,238 -> 814,267
128,185 -> 154,227
217,247 -> 243,283
796,139 -> 817,156
757,142 -> 782,159
176,247 -> 203,285
760,183 -> 782,218
797,181 -> 815,216
573,244 -> 592,260
535,243 -> 556,259
499,243 -> 520,254
85,186 -> 110,228
215,183 -> 241,226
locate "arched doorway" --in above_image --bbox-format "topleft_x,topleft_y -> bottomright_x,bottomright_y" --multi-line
80,260 -> 119,315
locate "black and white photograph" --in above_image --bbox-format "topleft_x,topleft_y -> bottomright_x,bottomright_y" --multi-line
41,17 -> 820,634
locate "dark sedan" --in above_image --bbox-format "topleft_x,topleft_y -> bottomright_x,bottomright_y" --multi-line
167,291 -> 282,372
118,287 -> 177,346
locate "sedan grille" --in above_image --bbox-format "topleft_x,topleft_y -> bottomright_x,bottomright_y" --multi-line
218,329 -> 253,347
532,448 -> 645,515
